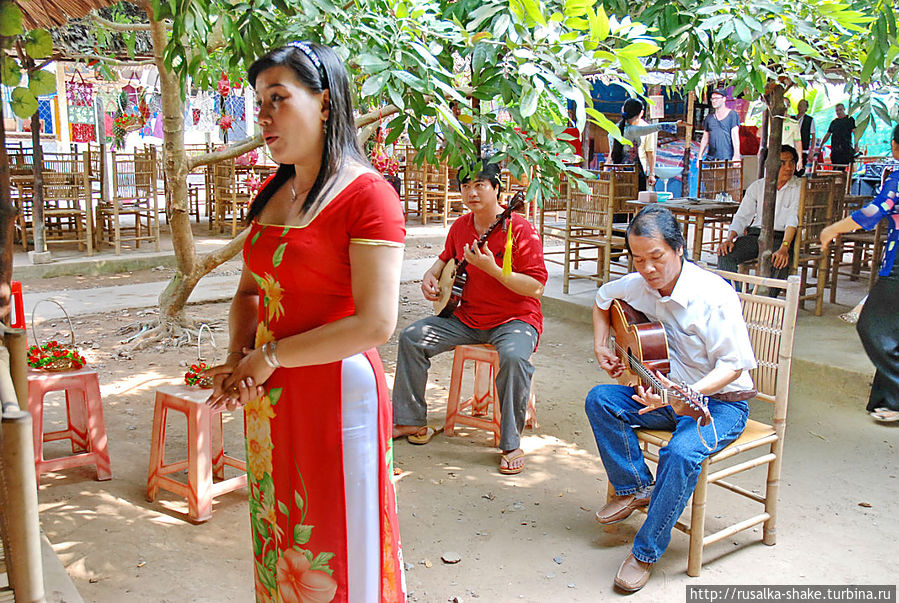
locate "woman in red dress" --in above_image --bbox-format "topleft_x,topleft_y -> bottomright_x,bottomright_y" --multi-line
207,42 -> 405,602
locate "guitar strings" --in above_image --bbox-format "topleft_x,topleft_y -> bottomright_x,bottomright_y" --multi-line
612,335 -> 719,452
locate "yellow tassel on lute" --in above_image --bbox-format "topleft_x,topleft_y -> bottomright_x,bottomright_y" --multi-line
501,219 -> 513,277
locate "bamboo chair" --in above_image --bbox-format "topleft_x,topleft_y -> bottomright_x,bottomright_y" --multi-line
98,148 -> 160,254
698,159 -> 743,253
623,272 -> 800,577
39,151 -> 93,255
562,176 -> 631,293
539,175 -> 570,268
401,145 -> 423,221
211,158 -> 253,237
420,161 -> 463,227
792,174 -> 839,315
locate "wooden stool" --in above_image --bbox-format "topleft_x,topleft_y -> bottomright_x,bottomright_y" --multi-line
147,384 -> 247,523
444,344 -> 537,447
27,367 -> 112,481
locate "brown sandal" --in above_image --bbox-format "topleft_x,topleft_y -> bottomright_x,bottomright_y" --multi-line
499,449 -> 525,475
407,426 -> 441,444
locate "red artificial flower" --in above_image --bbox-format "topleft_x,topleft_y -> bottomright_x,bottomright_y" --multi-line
219,115 -> 234,131
218,73 -> 231,97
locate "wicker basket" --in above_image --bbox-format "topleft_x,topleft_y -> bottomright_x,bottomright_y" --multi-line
184,324 -> 216,388
28,299 -> 86,372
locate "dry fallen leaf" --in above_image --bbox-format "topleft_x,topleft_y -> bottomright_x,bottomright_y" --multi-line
858,502 -> 872,508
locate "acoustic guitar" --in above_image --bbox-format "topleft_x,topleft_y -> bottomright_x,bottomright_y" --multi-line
609,299 -> 712,425
433,191 -> 526,317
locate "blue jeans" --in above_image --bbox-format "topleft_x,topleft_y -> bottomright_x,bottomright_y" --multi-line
584,384 -> 749,563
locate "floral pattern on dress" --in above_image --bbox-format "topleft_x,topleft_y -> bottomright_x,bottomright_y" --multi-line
247,256 -> 338,603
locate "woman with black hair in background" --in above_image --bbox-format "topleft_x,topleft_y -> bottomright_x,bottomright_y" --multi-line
206,41 -> 406,601
609,98 -> 683,191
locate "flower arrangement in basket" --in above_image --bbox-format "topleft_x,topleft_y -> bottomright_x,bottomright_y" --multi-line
184,324 -> 217,388
27,300 -> 86,372
184,362 -> 212,388
28,340 -> 87,372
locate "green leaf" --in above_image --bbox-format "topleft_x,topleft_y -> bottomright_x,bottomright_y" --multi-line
586,107 -> 622,139
520,86 -> 538,118
278,500 -> 289,516
356,53 -> 389,73
619,42 -> 659,57
734,19 -> 751,44
28,70 -> 56,97
272,242 -> 287,267
310,551 -> 336,575
396,2 -> 408,18
0,57 -> 21,87
387,83 -> 405,112
24,30 -> 53,59
361,71 -> 389,97
593,4 -> 609,41
268,387 -> 282,406
563,0 -> 589,18
0,2 -> 23,36
294,524 -> 313,545
10,87 -> 38,119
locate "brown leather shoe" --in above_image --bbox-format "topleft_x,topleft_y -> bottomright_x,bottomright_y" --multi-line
594,494 -> 650,524
614,553 -> 654,592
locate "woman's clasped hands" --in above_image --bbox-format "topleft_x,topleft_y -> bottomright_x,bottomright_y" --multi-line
205,346 -> 272,410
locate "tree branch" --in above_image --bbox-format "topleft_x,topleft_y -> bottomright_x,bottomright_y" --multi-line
355,105 -> 401,129
90,11 -> 168,31
188,134 -> 264,170
198,229 -> 250,274
65,53 -> 155,66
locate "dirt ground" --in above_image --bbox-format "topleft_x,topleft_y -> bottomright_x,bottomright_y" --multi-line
24,257 -> 899,603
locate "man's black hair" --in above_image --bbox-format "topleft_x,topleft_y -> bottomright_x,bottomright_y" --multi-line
626,205 -> 687,258
458,158 -> 502,190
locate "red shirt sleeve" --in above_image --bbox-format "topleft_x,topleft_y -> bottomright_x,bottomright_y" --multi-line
438,215 -> 470,263
347,174 -> 406,245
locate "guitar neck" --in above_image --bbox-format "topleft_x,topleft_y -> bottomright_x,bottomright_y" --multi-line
455,191 -> 525,273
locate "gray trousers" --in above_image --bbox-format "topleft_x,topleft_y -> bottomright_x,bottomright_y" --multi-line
717,227 -> 792,281
392,315 -> 538,451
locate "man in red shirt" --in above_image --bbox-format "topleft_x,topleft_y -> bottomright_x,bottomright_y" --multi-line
392,159 -> 547,474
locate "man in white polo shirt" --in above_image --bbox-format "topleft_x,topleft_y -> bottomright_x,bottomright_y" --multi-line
716,145 -> 801,280
585,205 -> 757,592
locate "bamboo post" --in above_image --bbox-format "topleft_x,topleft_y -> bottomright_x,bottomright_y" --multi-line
681,91 -> 696,192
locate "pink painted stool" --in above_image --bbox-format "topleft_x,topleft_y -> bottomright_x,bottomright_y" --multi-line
147,384 -> 247,523
27,367 -> 112,481
444,344 -> 537,447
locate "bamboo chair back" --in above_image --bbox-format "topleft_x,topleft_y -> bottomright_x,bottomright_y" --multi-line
698,159 -> 743,202
630,272 -> 800,577
597,164 -> 639,214
101,147 -> 160,254
211,158 -> 253,236
403,148 -> 425,221
39,151 -> 93,254
562,176 -> 630,292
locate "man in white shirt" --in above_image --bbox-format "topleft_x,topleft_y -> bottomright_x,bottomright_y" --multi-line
716,145 -> 801,280
585,205 -> 757,592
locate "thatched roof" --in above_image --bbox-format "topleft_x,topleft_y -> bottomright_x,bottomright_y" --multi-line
15,0 -> 119,30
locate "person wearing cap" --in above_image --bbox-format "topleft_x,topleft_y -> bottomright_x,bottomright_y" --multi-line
392,158 -> 547,475
696,88 -> 741,162
716,145 -> 801,281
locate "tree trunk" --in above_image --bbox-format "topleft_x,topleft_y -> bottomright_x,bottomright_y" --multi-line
30,112 -> 46,253
1,99 -> 16,319
759,84 -> 785,279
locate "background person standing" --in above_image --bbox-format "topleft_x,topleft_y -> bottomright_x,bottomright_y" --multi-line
696,88 -> 741,161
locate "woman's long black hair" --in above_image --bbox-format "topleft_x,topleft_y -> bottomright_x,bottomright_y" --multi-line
245,42 -> 367,223
610,98 -> 645,164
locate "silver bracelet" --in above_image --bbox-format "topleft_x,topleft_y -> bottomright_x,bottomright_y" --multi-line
262,341 -> 281,369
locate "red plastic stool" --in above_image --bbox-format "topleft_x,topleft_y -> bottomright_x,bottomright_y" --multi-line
444,344 -> 537,447
27,367 -> 112,481
147,384 -> 247,523
10,280 -> 24,330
